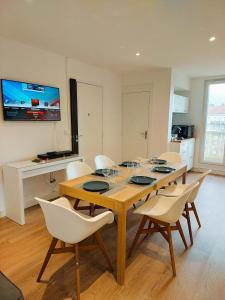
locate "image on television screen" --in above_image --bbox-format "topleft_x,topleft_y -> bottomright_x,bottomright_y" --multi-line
1,79 -> 61,121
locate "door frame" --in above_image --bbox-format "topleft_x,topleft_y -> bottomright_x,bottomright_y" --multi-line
122,84 -> 152,158
77,81 -> 104,156
199,78 -> 225,166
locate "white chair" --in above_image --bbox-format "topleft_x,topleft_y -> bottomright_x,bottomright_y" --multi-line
36,197 -> 114,300
128,183 -> 199,276
95,155 -> 115,169
158,170 -> 211,244
66,161 -> 93,180
158,152 -> 182,163
66,161 -> 96,215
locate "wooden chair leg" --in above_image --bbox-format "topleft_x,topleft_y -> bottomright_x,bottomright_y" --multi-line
37,237 -> 58,282
185,203 -> 193,245
94,231 -> 113,271
145,193 -> 150,202
74,244 -> 81,300
166,224 -> 176,277
176,220 -> 188,250
73,199 -> 80,209
144,219 -> 153,240
128,216 -> 148,258
191,202 -> 201,228
89,203 -> 95,216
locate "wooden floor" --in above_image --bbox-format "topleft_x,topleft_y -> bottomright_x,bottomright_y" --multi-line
1,173 -> 225,300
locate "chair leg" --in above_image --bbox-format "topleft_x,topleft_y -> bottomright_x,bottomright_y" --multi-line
176,220 -> 188,250
37,237 -> 58,282
144,219 -> 153,240
73,199 -> 80,209
128,216 -> 148,258
74,244 -> 81,300
94,231 -> 113,271
185,203 -> 193,246
166,224 -> 176,277
89,203 -> 95,216
145,193 -> 150,202
191,202 -> 201,228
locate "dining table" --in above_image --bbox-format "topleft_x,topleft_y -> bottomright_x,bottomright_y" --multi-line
59,160 -> 187,285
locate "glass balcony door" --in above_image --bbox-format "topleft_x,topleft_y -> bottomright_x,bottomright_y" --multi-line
202,80 -> 225,164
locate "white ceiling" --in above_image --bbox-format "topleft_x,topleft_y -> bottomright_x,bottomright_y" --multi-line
0,0 -> 225,77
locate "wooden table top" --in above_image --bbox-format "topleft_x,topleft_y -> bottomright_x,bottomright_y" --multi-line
59,162 -> 187,211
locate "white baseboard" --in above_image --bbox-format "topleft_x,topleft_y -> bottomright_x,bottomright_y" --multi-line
192,167 -> 225,176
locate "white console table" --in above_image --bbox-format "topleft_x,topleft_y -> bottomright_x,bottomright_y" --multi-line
3,155 -> 83,225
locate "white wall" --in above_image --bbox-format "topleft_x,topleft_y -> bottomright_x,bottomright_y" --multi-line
122,68 -> 172,156
0,36 -> 121,216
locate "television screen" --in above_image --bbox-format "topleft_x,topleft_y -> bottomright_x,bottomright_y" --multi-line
1,79 -> 61,121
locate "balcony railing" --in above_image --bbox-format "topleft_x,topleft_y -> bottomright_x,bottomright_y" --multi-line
204,129 -> 225,163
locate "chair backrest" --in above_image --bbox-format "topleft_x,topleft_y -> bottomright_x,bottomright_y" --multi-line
95,155 -> 115,169
66,161 -> 93,180
187,169 -> 211,203
198,169 -> 211,186
165,182 -> 199,223
158,152 -> 182,163
36,197 -> 97,244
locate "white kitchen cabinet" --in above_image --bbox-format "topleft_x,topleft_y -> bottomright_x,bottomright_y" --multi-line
169,138 -> 195,171
173,94 -> 189,113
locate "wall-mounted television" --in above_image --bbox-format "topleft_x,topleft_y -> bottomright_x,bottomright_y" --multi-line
1,79 -> 61,121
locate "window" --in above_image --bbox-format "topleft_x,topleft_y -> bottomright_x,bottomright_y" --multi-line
203,80 -> 225,164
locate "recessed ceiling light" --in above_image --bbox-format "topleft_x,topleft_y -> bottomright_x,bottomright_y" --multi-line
209,36 -> 216,42
136,52 -> 141,56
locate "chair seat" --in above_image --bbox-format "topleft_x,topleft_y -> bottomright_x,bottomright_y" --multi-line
158,184 -> 191,197
134,195 -> 181,223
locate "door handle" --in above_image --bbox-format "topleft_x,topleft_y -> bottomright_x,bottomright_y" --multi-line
75,134 -> 83,142
140,131 -> 148,139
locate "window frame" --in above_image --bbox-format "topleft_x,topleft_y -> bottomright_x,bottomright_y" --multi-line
200,78 -> 225,165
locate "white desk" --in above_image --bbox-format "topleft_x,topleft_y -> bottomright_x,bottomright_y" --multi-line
3,155 -> 83,225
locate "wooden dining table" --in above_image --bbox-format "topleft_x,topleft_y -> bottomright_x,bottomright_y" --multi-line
59,161 -> 187,285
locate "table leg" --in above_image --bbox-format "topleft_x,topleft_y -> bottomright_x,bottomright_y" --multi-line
117,208 -> 127,285
182,171 -> 187,184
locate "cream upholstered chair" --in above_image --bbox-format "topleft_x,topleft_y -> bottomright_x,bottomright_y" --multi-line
95,155 -> 115,169
158,170 -> 211,244
128,183 -> 199,276
66,161 -> 96,215
36,197 -> 113,300
158,152 -> 182,163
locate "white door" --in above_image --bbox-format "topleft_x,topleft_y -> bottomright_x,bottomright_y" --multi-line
122,91 -> 150,160
77,83 -> 103,168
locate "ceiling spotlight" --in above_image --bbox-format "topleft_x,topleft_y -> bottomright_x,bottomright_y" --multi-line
136,52 -> 141,56
209,36 -> 216,42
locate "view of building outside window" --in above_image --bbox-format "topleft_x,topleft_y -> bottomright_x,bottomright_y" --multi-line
204,82 -> 225,163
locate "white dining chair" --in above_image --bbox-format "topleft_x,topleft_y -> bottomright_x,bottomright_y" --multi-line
36,197 -> 114,300
66,161 -> 96,215
66,161 -> 94,180
158,152 -> 182,163
158,170 -> 211,244
95,155 -> 115,169
128,182 -> 199,276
